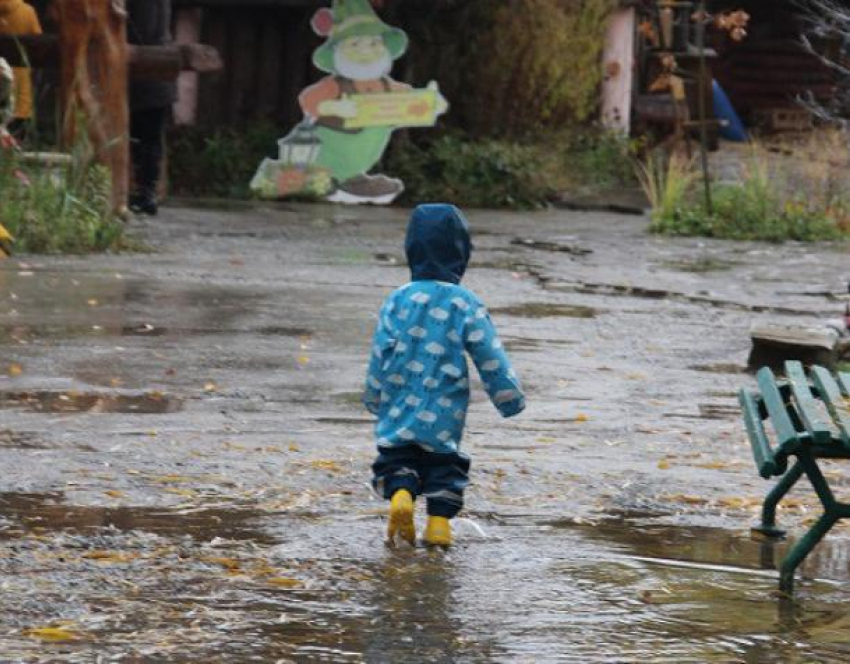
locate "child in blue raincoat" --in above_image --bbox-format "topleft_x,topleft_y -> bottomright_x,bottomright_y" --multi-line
363,204 -> 526,546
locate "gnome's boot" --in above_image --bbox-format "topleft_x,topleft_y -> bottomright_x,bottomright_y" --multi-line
423,516 -> 452,547
388,489 -> 415,546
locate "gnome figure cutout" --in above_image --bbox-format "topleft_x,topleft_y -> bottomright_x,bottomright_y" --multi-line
251,0 -> 448,205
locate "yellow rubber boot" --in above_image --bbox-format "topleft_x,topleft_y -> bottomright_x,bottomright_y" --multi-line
423,516 -> 452,547
388,489 -> 415,546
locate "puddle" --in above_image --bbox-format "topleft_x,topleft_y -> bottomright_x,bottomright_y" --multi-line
374,252 -> 403,266
543,513 -> 850,584
511,237 -> 593,256
501,335 -> 578,351
691,362 -> 748,374
0,430 -> 46,449
0,492 -> 274,543
0,391 -> 183,414
550,280 -> 818,315
2,496 -> 850,660
492,302 -> 597,319
659,257 -> 738,273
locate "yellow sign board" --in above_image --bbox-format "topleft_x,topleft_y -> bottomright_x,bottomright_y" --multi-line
344,89 -> 443,130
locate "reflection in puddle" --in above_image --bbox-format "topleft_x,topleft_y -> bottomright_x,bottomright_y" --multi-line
690,362 -> 748,375
1,323 -> 313,341
660,257 -> 738,273
492,302 -> 597,319
0,391 -> 183,414
0,492 -> 273,543
1,496 -> 850,659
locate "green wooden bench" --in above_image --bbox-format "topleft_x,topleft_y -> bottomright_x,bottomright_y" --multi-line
739,360 -> 850,593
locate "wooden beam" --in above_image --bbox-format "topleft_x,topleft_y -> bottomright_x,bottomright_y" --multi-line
173,0 -> 325,6
0,35 -> 221,80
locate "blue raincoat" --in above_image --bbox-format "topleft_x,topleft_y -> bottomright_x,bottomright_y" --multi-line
363,204 -> 526,454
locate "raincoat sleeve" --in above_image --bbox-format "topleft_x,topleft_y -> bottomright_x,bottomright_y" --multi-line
464,303 -> 526,418
362,297 -> 395,416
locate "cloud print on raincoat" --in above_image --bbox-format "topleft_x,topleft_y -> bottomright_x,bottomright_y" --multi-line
363,204 -> 525,455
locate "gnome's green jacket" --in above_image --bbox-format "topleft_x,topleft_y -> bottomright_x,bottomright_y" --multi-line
300,76 -> 408,182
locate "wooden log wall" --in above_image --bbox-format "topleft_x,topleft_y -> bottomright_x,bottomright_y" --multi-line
710,0 -> 837,120
185,5 -> 324,130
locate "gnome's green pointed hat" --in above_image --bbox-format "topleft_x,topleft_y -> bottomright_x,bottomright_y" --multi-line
311,0 -> 408,74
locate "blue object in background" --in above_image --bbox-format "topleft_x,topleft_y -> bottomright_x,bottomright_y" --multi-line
712,80 -> 748,142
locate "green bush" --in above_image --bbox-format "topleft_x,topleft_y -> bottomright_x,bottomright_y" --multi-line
168,121 -> 281,198
0,146 -> 126,254
390,0 -> 615,139
384,134 -> 554,209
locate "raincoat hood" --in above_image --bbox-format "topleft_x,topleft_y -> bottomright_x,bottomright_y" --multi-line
405,204 -> 472,285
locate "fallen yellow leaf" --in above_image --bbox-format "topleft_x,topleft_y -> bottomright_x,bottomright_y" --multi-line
575,414 -> 589,423
104,490 -> 123,498
310,459 -> 342,473
289,444 -> 301,452
24,626 -> 82,642
82,550 -> 136,563
297,356 -> 310,366
7,363 -> 22,377
657,459 -> 671,470
149,474 -> 190,484
267,577 -> 303,588
164,488 -> 196,498
204,557 -> 241,571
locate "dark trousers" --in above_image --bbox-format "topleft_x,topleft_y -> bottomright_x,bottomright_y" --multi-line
372,445 -> 471,519
130,106 -> 169,197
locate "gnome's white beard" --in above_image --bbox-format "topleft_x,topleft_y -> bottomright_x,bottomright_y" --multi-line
334,50 -> 393,81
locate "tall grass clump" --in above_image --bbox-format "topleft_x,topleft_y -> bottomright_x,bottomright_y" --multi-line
640,142 -> 850,242
0,129 -> 126,254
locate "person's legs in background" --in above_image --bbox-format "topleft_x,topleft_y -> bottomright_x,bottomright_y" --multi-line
130,106 -> 168,215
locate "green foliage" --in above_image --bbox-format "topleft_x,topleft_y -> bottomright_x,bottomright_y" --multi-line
561,129 -> 641,191
386,128 -> 637,209
390,0 -> 616,139
384,133 -> 553,209
168,122 -> 281,198
0,143 -> 126,254
643,151 -> 849,242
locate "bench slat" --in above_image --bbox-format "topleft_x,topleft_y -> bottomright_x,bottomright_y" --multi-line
738,389 -> 779,478
810,366 -> 850,449
837,372 -> 850,398
785,361 -> 832,444
757,367 -> 800,448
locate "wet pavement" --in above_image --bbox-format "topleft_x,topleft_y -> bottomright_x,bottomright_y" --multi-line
2,202 -> 850,661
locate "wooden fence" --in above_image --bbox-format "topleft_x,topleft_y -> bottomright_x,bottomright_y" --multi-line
174,1 -> 325,130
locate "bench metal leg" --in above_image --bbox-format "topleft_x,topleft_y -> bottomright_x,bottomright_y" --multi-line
779,454 -> 841,594
752,461 -> 804,539
779,511 -> 838,594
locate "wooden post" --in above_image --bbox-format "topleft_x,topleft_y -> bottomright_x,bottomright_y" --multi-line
601,7 -> 636,134
51,0 -> 130,211
695,1 -> 713,215
173,8 -> 203,126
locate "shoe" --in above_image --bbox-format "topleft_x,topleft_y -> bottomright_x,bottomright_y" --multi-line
423,516 -> 452,547
388,489 -> 415,546
326,174 -> 403,205
129,193 -> 158,216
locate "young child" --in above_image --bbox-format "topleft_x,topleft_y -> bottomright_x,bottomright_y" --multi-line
363,203 -> 526,547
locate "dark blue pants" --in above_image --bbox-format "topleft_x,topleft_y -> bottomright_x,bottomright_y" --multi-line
372,445 -> 471,518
